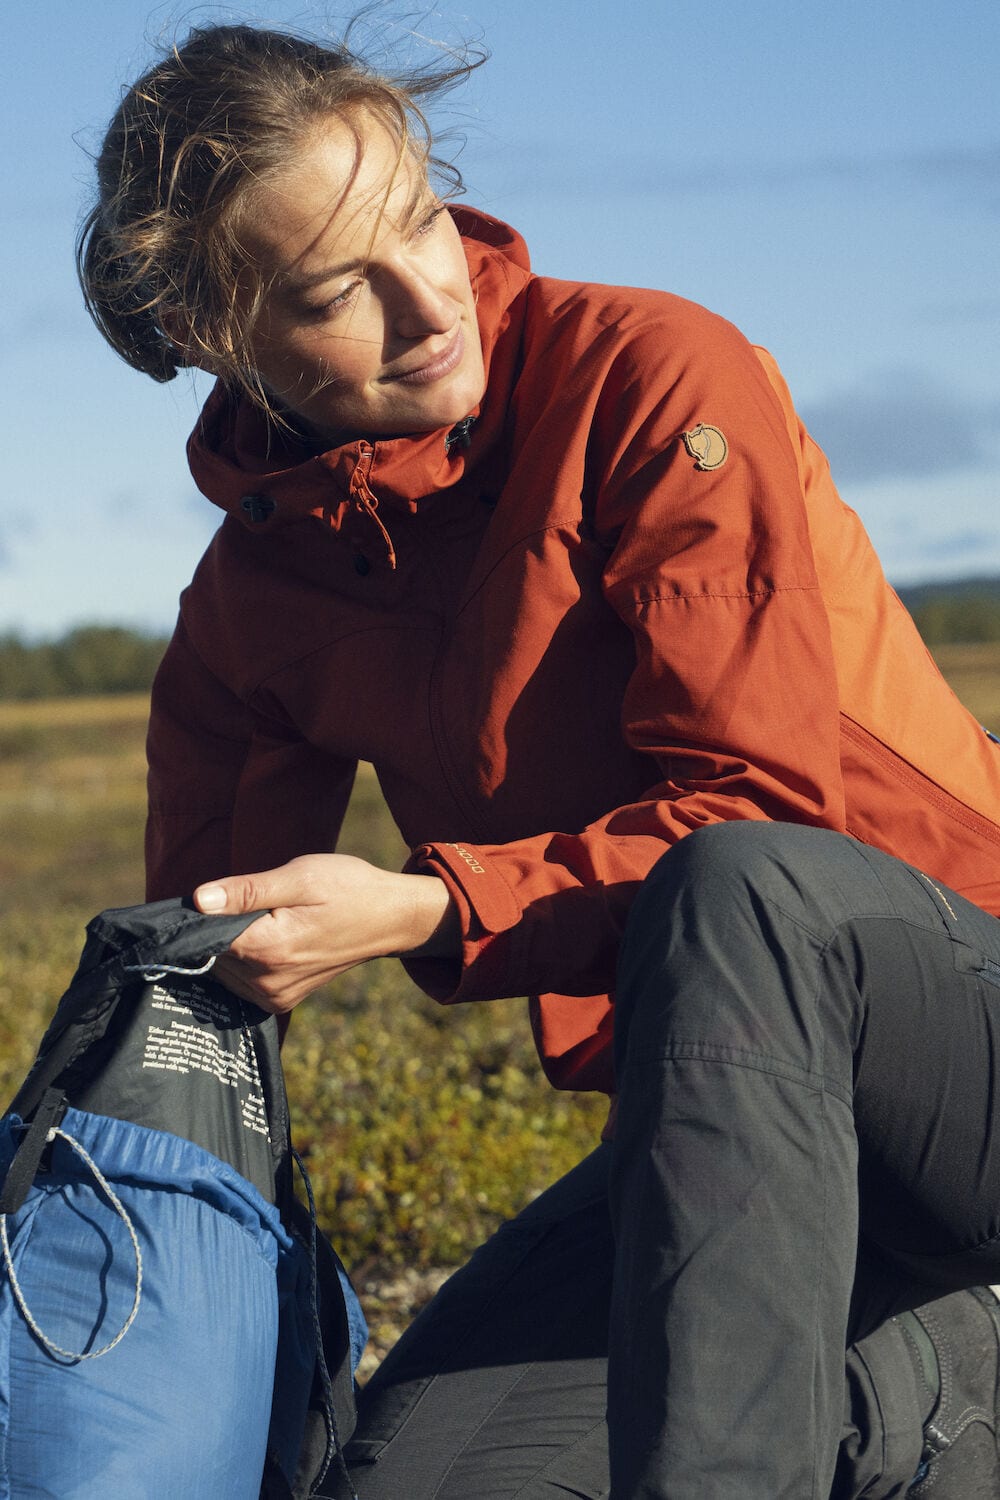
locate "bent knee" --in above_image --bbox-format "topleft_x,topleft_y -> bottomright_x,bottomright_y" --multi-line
641,819 -> 846,900
616,822 -> 866,1067
624,822 -> 869,969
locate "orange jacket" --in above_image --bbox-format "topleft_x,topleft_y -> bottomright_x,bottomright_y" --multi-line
146,209 -> 1000,1098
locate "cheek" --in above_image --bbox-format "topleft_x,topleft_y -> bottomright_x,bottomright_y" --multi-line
314,342 -> 379,395
270,333 -> 367,394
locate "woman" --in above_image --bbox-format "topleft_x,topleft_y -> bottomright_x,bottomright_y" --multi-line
80,22 -> 1000,1498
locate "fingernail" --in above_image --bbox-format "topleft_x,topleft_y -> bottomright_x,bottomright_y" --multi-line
197,885 -> 227,912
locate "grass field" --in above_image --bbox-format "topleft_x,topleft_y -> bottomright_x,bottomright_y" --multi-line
2,647 -> 999,1371
0,692 -> 608,1370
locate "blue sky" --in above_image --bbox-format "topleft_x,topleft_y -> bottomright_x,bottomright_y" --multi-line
2,0 -> 998,636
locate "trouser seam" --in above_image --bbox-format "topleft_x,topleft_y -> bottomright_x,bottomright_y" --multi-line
427,1364 -> 609,1500
430,1362 -> 537,1499
622,1042 -> 853,1108
509,1415 -> 609,1499
766,891 -> 956,959
364,1208 -> 602,1466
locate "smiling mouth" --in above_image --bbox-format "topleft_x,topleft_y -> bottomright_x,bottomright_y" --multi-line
383,328 -> 465,386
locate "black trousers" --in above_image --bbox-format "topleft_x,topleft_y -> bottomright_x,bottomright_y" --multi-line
328,824 -> 1000,1499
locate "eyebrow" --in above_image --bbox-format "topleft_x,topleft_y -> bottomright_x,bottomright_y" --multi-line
280,178 -> 437,298
282,261 -> 360,295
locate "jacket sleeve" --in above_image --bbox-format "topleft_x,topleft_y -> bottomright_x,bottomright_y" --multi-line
145,614 -> 356,899
404,319 -> 847,1004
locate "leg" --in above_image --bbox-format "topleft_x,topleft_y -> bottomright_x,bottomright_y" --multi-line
325,1147 -> 613,1499
609,822 -> 1000,1499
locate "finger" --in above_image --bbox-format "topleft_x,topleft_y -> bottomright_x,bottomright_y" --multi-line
212,952 -> 312,1015
210,953 -> 265,1005
221,911 -> 275,959
193,859 -> 316,916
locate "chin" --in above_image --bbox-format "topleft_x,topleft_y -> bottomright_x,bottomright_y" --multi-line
444,370 -> 487,426
401,382 -> 485,438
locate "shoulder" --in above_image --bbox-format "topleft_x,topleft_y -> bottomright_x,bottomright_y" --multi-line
511,275 -> 790,461
519,275 -> 775,410
527,275 -> 752,356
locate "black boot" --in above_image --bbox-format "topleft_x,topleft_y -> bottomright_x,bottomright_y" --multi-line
897,1287 -> 1000,1496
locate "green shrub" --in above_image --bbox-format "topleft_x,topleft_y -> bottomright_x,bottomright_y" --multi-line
0,627 -> 167,700
282,962 -> 605,1269
0,698 -> 605,1274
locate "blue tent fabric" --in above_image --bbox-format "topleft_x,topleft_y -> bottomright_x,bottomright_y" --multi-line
0,901 -> 367,1500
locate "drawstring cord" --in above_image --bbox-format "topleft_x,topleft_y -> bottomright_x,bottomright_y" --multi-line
292,1145 -> 359,1500
0,1125 -> 143,1362
122,956 -> 217,982
2,950 -> 357,1500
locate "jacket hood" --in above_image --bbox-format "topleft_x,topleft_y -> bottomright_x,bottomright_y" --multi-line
187,209 -> 532,548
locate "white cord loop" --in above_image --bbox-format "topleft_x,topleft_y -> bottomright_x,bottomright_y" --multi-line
122,955 -> 217,982
0,1126 -> 143,1361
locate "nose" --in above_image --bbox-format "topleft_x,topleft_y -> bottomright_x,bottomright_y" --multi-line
389,264 -> 455,340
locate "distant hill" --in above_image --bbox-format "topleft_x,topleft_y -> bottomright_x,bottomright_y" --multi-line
2,577 -> 1000,699
0,626 -> 168,701
896,576 -> 1000,611
895,576 -> 1000,645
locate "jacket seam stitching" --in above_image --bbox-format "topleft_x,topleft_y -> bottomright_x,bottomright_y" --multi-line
245,623 -> 438,702
629,582 -> 822,605
453,518 -> 587,618
840,715 -> 1000,849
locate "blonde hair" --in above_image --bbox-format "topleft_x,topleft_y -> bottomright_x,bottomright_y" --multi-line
78,23 -> 479,407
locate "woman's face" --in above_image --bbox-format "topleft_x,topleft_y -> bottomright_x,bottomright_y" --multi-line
237,112 -> 487,446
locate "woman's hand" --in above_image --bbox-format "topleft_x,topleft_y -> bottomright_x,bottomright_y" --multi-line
193,853 -> 458,1014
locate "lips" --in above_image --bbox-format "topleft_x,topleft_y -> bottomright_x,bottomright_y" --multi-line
383,327 -> 465,386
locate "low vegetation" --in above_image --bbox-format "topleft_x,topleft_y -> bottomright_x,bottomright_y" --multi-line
2,646 -> 998,1370
0,693 -> 605,1370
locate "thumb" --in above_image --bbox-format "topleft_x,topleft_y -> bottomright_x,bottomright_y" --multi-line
193,856 -> 322,916
193,872 -> 274,915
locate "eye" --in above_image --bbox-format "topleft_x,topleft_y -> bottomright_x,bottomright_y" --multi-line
327,280 -> 363,310
303,279 -> 363,319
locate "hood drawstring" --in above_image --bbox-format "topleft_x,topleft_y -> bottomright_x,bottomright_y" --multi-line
349,444 -> 397,571
347,424 -> 477,572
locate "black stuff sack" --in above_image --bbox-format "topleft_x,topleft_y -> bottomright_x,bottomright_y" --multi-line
0,898 -> 366,1500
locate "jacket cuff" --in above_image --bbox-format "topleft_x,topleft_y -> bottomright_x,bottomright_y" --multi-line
402,841 -> 523,1002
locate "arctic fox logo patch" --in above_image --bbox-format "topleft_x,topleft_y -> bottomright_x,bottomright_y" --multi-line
682,424 -> 729,471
